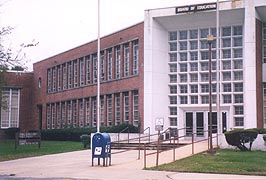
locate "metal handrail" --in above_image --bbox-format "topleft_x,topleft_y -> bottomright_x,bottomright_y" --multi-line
117,126 -> 130,144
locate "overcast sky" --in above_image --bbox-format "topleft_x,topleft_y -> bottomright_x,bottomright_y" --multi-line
1,0 -> 214,70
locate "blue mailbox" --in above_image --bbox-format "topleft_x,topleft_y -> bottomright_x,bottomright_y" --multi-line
92,133 -> 111,166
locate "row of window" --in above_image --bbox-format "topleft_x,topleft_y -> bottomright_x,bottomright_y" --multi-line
0,88 -> 20,129
263,23 -> 266,63
46,90 -> 139,129
47,40 -> 139,93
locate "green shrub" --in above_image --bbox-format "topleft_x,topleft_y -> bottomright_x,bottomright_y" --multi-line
80,134 -> 91,148
41,124 -> 139,141
224,129 -> 258,151
250,128 -> 266,134
4,128 -> 20,139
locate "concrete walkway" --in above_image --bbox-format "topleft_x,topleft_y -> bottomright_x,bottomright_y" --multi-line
0,141 -> 265,180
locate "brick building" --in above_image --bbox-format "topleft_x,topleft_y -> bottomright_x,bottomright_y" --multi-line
1,1 -> 266,140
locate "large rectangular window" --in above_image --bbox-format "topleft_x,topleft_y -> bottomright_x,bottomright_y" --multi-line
79,99 -> 84,127
86,55 -> 91,84
133,40 -> 139,75
115,46 -> 121,79
133,91 -> 139,126
123,92 -> 129,124
107,95 -> 112,127
107,49 -> 113,80
62,64 -> 67,90
61,102 -> 66,128
67,62 -> 72,89
100,96 -> 104,126
56,103 -> 61,129
46,104 -> 51,129
72,100 -> 77,127
124,43 -> 130,77
47,68 -> 52,93
0,88 -> 20,128
57,66 -> 61,91
93,54 -> 97,83
67,101 -> 72,126
79,57 -> 84,86
115,94 -> 121,125
92,98 -> 97,127
100,52 -> 105,81
73,60 -> 78,87
52,67 -> 56,92
51,103 -> 55,129
85,98 -> 90,127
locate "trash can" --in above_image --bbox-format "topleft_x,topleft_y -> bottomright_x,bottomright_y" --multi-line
91,133 -> 111,166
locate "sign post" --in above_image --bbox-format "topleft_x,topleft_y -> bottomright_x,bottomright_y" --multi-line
155,118 -> 164,167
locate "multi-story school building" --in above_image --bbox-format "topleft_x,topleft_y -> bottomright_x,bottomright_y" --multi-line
1,0 -> 266,139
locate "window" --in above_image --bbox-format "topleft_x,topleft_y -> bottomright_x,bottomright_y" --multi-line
123,92 -> 129,123
67,101 -> 72,126
93,54 -> 97,83
222,49 -> 231,59
169,96 -> 177,104
180,96 -> 188,104
191,96 -> 198,104
73,60 -> 78,87
212,62 -> 217,70
200,40 -> 208,49
222,72 -> 231,81
169,75 -> 177,83
233,37 -> 242,47
51,104 -> 55,129
234,106 -> 244,115
200,28 -> 209,38
38,77 -> 42,88
47,68 -> 51,93
234,49 -> 242,58
124,43 -> 130,77
223,83 -> 231,92
56,103 -> 60,129
100,52 -> 105,81
170,107 -> 177,115
107,95 -> 112,127
170,86 -> 177,94
107,48 -> 113,80
133,40 -> 139,75
180,64 -> 187,72
234,60 -> 243,69
190,52 -> 198,61
85,98 -> 90,127
115,94 -> 121,125
67,62 -> 72,89
234,71 -> 243,80
223,95 -> 232,103
169,31 -> 177,40
169,53 -> 177,62
92,98 -> 97,127
190,63 -> 198,71
86,55 -> 91,84
133,91 -> 139,126
201,73 -> 209,82
222,27 -> 231,36
170,64 -> 177,73
52,67 -> 56,92
100,96 -> 104,126
180,53 -> 187,61
180,85 -> 187,93
235,117 -> 244,126
234,94 -> 243,103
115,46 -> 121,79
190,41 -> 198,50
189,29 -> 198,39
222,38 -> 231,48
201,51 -> 208,60
212,84 -> 217,92
169,42 -> 177,51
61,102 -> 66,128
201,96 -> 209,104
179,31 -> 187,40
0,88 -> 20,128
190,74 -> 198,82
222,61 -> 231,70
80,58 -> 84,86
234,83 -> 243,92
46,104 -> 51,129
79,99 -> 84,127
201,62 -> 208,71
57,66 -> 61,91
190,85 -> 198,93
201,84 -> 209,93
233,26 -> 242,36
179,41 -> 187,51
170,118 -> 177,126
180,74 -> 187,82
62,64 -> 67,90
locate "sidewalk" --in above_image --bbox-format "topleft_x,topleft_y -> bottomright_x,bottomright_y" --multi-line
0,142 -> 265,180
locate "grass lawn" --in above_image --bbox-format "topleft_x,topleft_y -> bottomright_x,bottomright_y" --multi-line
0,139 -> 84,162
149,149 -> 266,176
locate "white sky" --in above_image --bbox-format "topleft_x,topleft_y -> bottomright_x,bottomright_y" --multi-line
1,0 -> 214,70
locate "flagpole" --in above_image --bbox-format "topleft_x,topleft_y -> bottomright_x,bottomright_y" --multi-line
97,0 -> 101,133
216,0 -> 221,141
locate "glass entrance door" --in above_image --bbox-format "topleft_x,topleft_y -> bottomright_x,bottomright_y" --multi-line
185,112 -> 193,136
196,112 -> 204,136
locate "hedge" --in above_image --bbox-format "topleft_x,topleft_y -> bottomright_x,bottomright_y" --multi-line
224,129 -> 258,151
41,124 -> 139,141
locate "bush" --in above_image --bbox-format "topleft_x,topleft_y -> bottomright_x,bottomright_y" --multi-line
41,124 -> 140,141
250,128 -> 266,134
263,135 -> 266,142
80,134 -> 91,149
224,129 -> 258,151
4,128 -> 20,139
